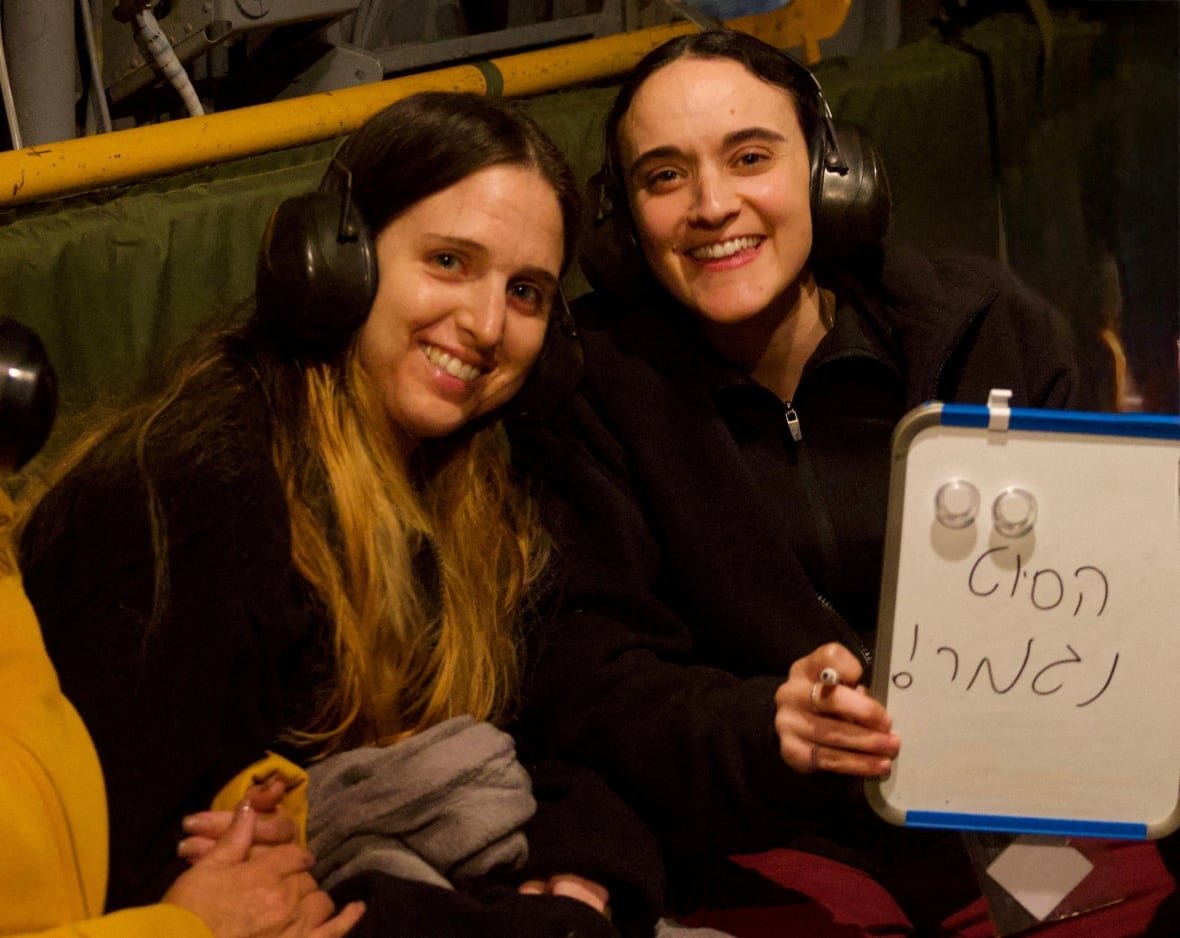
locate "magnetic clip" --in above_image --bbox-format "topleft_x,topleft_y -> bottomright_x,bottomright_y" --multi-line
987,388 -> 1013,432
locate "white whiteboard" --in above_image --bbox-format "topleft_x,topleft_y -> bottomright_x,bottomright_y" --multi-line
867,401 -> 1180,839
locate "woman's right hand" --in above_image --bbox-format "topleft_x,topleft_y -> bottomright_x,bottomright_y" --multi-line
163,801 -> 365,938
773,641 -> 900,778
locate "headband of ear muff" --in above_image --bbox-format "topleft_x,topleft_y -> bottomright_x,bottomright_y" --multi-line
255,162 -> 378,354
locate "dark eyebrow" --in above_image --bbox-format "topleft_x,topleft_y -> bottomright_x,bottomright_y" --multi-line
627,126 -> 789,181
723,126 -> 787,148
426,234 -> 484,254
517,267 -> 561,292
627,145 -> 685,182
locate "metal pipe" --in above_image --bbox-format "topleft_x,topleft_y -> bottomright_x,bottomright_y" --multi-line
135,5 -> 204,117
0,0 -> 849,206
78,0 -> 112,133
2,0 -> 76,146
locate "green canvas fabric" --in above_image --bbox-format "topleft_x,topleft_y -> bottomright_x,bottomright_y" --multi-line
0,141 -> 338,419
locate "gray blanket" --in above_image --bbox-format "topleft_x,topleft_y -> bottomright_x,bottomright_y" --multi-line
307,715 -> 535,892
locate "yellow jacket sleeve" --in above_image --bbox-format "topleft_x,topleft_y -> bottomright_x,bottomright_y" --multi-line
210,752 -> 310,847
0,567 -> 107,929
4,904 -> 211,938
0,491 -> 213,938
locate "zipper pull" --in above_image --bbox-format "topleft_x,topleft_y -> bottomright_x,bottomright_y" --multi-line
784,402 -> 803,442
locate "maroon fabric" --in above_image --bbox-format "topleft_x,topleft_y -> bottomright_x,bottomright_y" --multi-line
674,842 -> 1176,938
944,841 -> 1176,938
677,850 -> 912,937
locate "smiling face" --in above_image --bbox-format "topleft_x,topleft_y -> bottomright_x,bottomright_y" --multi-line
357,163 -> 564,440
619,56 -> 813,328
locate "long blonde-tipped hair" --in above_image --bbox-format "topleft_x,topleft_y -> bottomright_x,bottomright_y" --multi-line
280,349 -> 550,753
19,327 -> 551,756
276,91 -> 576,751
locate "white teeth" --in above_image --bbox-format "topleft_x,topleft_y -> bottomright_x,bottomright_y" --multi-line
422,344 -> 482,382
689,236 -> 761,260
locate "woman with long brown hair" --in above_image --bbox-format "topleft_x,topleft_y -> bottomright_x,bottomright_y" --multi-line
19,91 -> 660,937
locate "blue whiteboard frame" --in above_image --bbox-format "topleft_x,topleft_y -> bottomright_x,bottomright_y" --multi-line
939,404 -> 1180,441
867,401 -> 1180,840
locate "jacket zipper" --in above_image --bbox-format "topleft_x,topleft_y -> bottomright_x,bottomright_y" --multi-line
783,401 -> 874,675
782,400 -> 840,587
817,591 -> 874,671
783,401 -> 803,441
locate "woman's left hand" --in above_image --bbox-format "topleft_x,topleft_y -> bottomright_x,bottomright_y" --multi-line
519,873 -> 611,915
773,641 -> 901,778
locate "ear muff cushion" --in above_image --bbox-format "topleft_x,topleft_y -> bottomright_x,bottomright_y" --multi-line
811,122 -> 892,259
256,191 -> 378,351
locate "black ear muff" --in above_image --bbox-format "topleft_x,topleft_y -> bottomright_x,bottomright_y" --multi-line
763,52 -> 891,259
255,183 -> 378,354
810,119 -> 892,259
0,317 -> 57,471
579,166 -> 655,301
505,291 -> 584,421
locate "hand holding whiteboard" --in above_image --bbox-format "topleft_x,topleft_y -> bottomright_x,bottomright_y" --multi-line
867,395 -> 1180,839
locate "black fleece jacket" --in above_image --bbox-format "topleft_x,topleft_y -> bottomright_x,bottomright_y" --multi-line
508,246 -> 1092,869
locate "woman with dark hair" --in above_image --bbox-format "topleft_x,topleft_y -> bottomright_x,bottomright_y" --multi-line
507,29 -> 1176,935
18,92 -> 660,937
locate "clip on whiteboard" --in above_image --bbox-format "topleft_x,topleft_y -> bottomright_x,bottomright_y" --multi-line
987,388 -> 1012,433
868,400 -> 1180,840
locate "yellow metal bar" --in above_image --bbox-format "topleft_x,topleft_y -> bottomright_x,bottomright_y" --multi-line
0,67 -> 486,207
0,0 -> 849,207
730,0 -> 851,65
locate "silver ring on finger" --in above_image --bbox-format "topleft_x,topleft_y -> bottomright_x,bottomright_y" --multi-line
809,680 -> 823,712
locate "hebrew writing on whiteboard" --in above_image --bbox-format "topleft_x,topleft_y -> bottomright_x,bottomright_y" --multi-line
888,546 -> 1119,708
